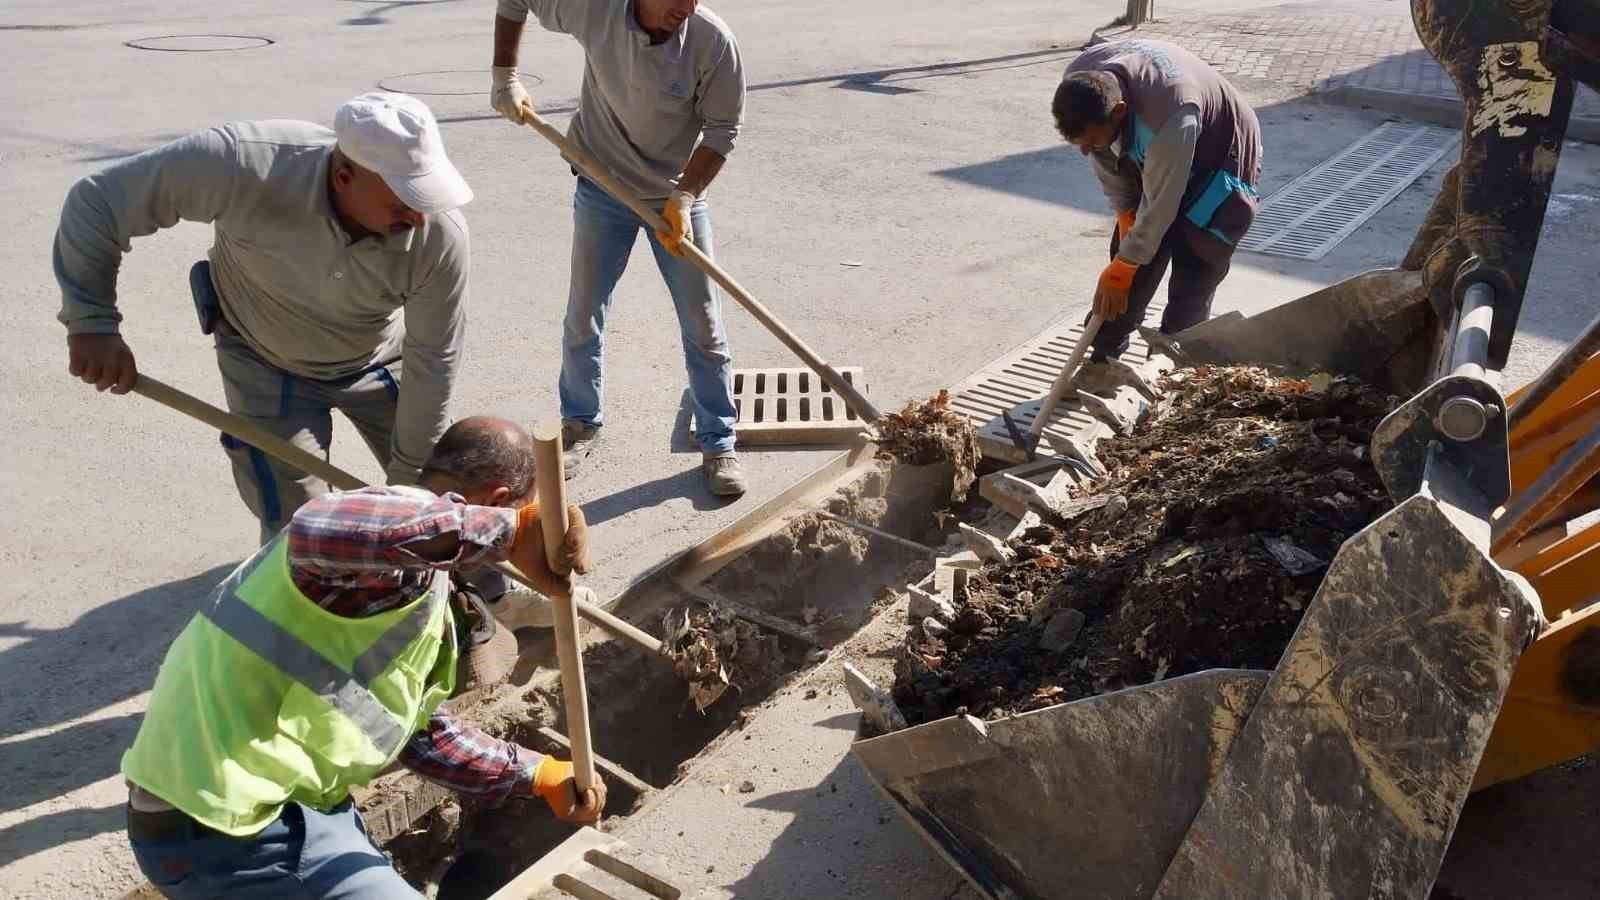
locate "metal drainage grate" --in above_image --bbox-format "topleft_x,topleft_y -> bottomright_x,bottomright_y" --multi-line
1239,121 -> 1459,260
711,366 -> 868,445
950,309 -> 1162,464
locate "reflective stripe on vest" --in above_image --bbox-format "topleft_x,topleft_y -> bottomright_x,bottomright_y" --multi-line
196,548 -> 445,755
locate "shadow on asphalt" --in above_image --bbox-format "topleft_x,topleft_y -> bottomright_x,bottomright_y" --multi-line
0,803 -> 126,871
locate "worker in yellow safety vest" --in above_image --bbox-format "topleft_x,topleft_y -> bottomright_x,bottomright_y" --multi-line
122,416 -> 605,898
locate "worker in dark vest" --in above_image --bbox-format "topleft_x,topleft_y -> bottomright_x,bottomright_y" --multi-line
1053,39 -> 1263,362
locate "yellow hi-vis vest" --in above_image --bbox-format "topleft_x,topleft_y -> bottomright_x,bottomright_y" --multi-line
122,535 -> 457,835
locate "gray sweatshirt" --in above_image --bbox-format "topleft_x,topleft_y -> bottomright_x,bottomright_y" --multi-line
497,0 -> 745,200
52,120 -> 469,484
1091,108 -> 1201,265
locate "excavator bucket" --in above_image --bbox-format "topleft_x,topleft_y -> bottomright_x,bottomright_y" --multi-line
856,261 -> 1561,898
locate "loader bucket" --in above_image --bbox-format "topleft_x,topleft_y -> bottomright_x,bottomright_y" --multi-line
852,267 -> 1551,898
852,493 -> 1541,899
853,671 -> 1267,900
1175,268 -> 1436,394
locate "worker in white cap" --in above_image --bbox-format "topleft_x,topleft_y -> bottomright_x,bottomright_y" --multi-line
54,92 -> 476,543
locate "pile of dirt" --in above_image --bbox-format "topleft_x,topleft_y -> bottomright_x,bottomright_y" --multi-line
660,603 -> 792,712
894,366 -> 1398,725
875,389 -> 981,501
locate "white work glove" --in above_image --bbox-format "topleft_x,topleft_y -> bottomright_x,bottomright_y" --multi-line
656,190 -> 695,257
491,66 -> 533,124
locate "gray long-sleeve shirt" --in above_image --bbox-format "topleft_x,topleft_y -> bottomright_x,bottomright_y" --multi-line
498,0 -> 745,200
53,120 -> 469,484
1089,106 -> 1200,265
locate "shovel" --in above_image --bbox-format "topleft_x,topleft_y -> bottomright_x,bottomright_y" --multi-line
529,421 -> 600,817
516,109 -> 880,427
128,373 -> 663,657
1010,311 -> 1104,458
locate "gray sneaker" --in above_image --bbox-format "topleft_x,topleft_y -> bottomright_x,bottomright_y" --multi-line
560,420 -> 602,478
487,582 -> 554,630
703,452 -> 747,496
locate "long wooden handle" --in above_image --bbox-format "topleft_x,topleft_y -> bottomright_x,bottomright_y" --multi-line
1028,312 -> 1105,441
520,111 -> 880,425
129,373 -> 662,655
530,421 -> 597,796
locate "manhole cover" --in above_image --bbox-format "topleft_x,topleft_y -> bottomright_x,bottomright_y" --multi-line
125,34 -> 274,52
378,69 -> 544,97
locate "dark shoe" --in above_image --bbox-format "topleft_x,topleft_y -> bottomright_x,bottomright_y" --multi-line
703,452 -> 747,496
560,420 -> 602,478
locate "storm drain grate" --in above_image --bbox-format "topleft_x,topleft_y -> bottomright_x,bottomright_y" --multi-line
1239,121 -> 1459,260
707,366 -> 869,445
950,309 -> 1162,464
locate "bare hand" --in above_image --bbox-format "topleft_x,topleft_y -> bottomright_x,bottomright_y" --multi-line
67,333 -> 137,394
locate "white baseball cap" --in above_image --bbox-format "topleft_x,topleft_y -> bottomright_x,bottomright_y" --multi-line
335,92 -> 473,215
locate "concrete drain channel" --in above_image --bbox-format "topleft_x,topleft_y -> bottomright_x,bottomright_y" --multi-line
366,444 -> 956,898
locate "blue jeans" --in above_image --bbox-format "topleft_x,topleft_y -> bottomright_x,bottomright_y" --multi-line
129,800 -> 421,899
558,177 -> 737,454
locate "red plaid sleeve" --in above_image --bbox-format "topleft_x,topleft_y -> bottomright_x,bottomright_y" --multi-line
399,709 -> 541,801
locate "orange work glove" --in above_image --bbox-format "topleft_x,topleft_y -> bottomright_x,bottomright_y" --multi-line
533,757 -> 608,825
656,190 -> 695,257
1094,257 -> 1139,320
1116,208 -> 1137,241
507,502 -> 592,597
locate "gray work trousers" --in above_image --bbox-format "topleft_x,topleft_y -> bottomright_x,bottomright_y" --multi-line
213,322 -> 401,546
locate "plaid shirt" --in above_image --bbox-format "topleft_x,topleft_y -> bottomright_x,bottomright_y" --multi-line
286,486 -> 538,802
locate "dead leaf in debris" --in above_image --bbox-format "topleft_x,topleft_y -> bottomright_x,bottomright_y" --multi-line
1034,554 -> 1062,570
689,666 -> 731,712
1307,373 -> 1334,394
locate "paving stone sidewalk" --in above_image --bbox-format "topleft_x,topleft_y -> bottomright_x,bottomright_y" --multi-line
1113,1 -> 1600,129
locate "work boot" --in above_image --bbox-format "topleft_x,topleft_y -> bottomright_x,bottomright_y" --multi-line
487,582 -> 555,630
703,451 -> 747,497
560,419 -> 603,478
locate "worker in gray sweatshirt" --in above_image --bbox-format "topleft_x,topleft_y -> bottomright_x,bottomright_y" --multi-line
1054,40 -> 1263,363
489,0 -> 748,497
52,93 -> 561,615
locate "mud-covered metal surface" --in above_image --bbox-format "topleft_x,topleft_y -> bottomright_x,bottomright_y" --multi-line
854,671 -> 1266,900
1154,495 -> 1542,899
1411,0 -> 1576,366
1174,268 -> 1435,396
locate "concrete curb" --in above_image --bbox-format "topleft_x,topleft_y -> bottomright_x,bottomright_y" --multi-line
1324,85 -> 1600,145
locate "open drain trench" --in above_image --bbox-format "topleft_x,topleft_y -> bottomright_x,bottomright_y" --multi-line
366,446 -> 958,899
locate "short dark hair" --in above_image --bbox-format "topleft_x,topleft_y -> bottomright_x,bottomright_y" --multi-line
420,417 -> 536,499
1052,71 -> 1123,140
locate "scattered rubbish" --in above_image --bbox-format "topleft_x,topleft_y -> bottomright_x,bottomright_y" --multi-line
894,365 -> 1397,724
1261,535 -> 1326,576
660,604 -> 788,713
738,780 -> 756,794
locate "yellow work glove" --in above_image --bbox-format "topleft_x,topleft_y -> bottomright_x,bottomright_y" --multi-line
490,66 -> 533,124
1094,257 -> 1139,319
533,757 -> 607,825
656,190 -> 695,257
1116,208 -> 1137,242
506,502 -> 592,598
